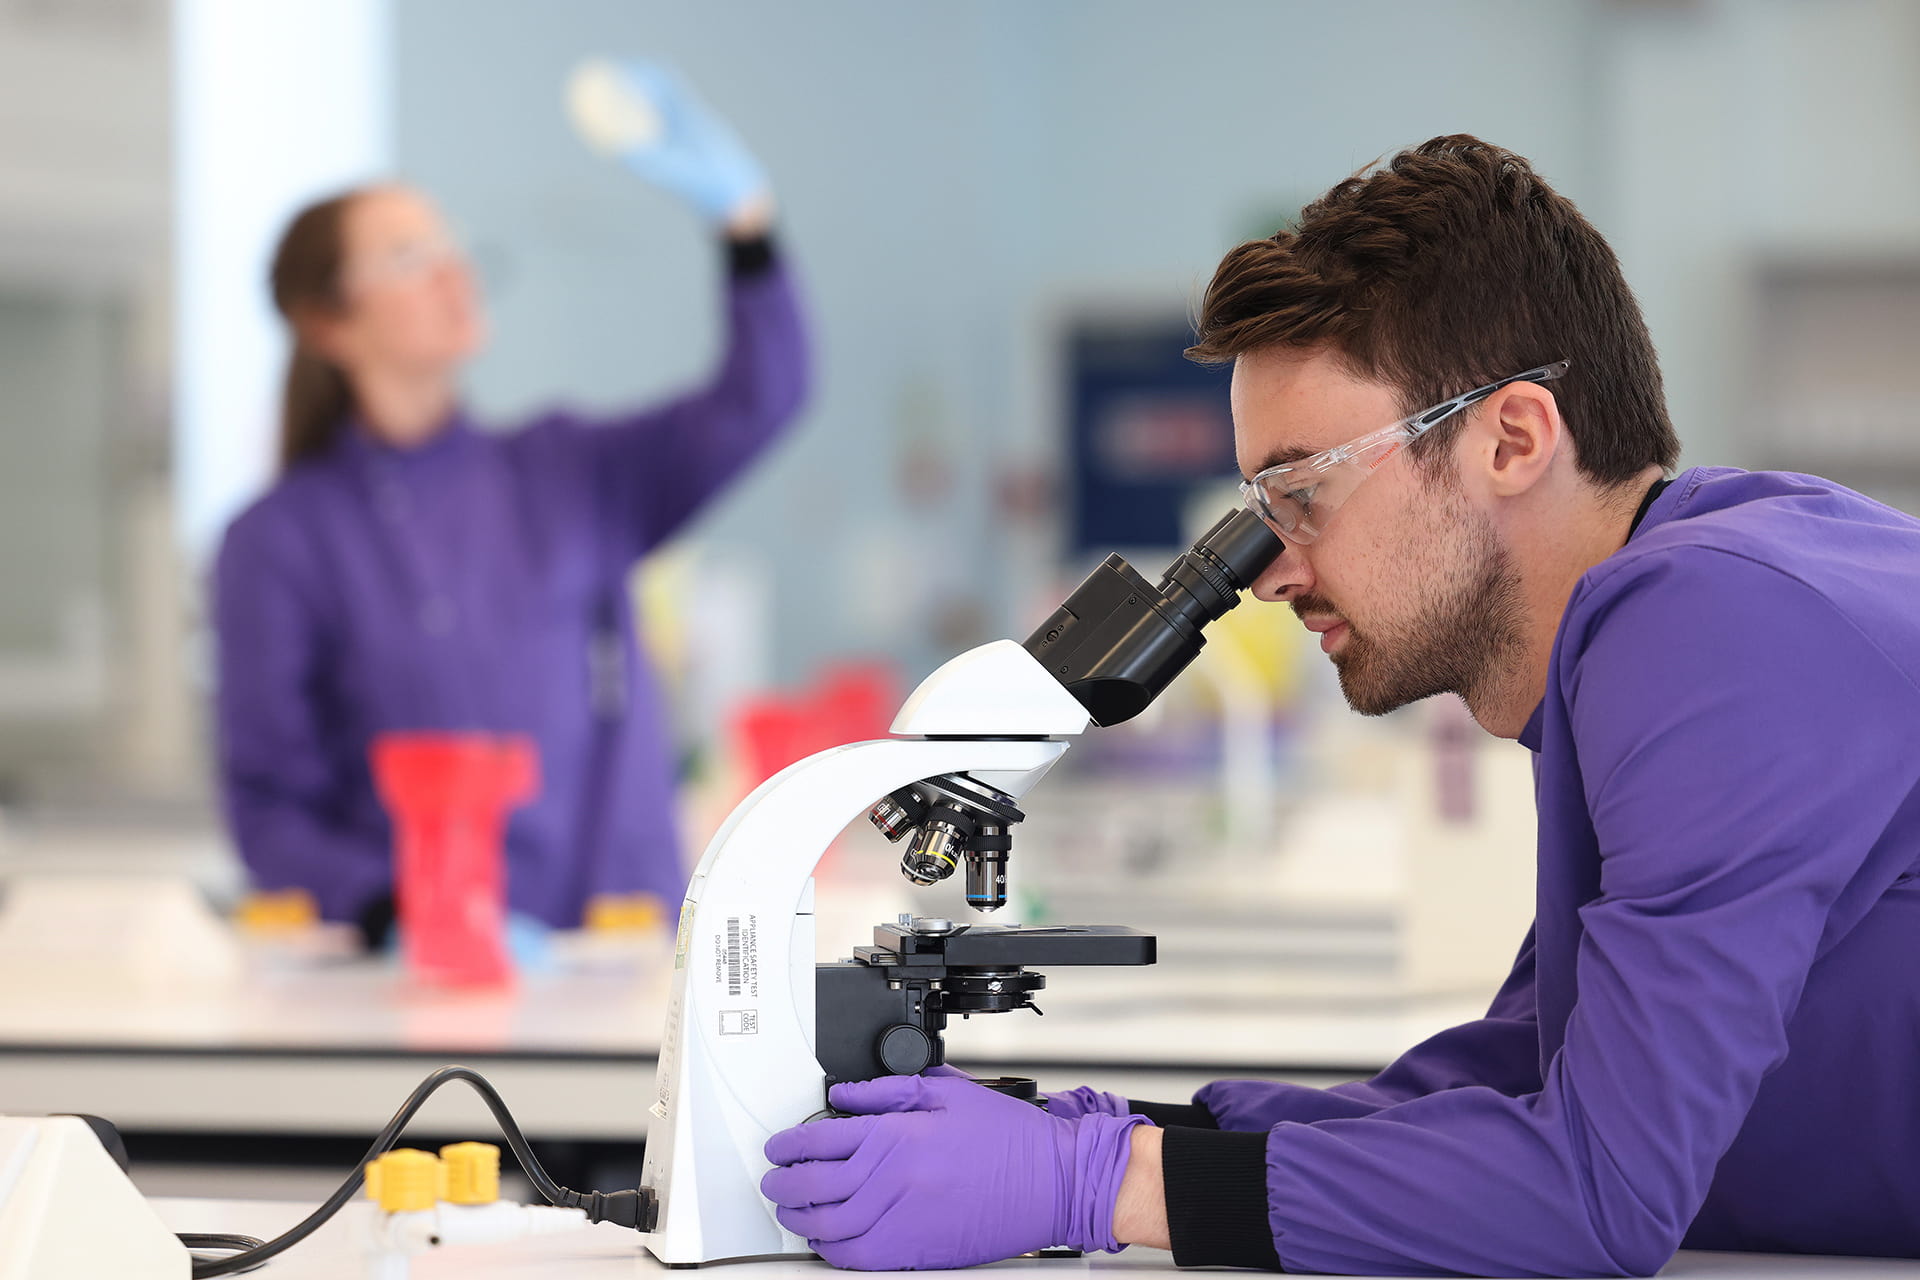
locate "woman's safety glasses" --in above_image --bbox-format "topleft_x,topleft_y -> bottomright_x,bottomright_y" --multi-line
344,231 -> 467,295
1238,361 -> 1571,545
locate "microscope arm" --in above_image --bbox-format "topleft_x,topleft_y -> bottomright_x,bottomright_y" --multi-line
638,642 -> 1086,1264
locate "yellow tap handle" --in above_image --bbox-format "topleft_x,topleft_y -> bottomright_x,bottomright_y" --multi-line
439,1141 -> 501,1205
366,1149 -> 440,1213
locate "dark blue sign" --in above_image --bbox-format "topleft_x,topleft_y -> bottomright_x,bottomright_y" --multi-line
1067,317 -> 1236,553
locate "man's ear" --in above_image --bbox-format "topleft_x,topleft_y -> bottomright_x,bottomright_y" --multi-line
1470,383 -> 1562,498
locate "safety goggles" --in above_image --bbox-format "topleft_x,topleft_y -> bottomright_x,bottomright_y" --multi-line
343,231 -> 467,295
1238,361 -> 1571,545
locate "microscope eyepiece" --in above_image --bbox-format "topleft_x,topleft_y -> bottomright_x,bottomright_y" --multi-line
1022,507 -> 1284,727
1199,505 -> 1292,585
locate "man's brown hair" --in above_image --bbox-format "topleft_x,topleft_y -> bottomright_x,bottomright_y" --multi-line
1189,134 -> 1678,487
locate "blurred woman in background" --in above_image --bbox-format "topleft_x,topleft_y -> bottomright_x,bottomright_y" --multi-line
214,63 -> 809,945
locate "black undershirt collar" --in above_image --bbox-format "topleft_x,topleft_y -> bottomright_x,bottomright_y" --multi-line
1628,475 -> 1673,540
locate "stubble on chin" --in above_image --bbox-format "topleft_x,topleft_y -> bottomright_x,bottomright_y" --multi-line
1329,520 -> 1524,719
1330,626 -> 1412,718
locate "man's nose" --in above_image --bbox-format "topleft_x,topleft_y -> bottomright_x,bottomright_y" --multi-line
1251,540 -> 1313,604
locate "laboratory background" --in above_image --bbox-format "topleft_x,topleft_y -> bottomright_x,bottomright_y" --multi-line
0,0 -> 1916,1249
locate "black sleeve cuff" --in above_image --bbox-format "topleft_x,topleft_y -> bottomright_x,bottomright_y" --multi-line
354,891 -> 397,952
1162,1126 -> 1283,1271
726,233 -> 778,278
1128,1099 -> 1218,1129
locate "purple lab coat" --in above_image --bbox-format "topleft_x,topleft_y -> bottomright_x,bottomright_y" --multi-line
1159,468 -> 1920,1274
213,257 -> 808,928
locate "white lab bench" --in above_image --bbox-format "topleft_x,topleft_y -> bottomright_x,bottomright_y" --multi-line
151,1198 -> 1920,1280
0,929 -> 1482,1143
0,816 -> 1501,1148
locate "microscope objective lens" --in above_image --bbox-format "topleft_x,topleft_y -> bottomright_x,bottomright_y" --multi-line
900,822 -> 963,885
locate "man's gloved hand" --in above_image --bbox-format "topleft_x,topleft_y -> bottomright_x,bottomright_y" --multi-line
762,1075 -> 1145,1270
1038,1085 -> 1133,1119
919,1064 -> 1132,1120
566,58 -> 769,226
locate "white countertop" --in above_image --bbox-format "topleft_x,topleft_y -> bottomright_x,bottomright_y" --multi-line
0,845 -> 1490,1141
152,1198 -> 1920,1280
0,918 -> 1478,1068
0,928 -> 1480,1140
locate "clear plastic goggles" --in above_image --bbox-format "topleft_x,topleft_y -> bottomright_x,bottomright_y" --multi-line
1238,361 -> 1570,545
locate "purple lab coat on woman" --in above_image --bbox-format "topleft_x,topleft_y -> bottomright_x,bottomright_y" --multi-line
1156,468 -> 1920,1274
214,254 -> 808,928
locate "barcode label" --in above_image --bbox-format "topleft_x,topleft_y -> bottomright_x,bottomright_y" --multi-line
725,916 -> 743,996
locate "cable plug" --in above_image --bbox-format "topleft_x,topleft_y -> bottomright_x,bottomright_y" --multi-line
552,1186 -> 657,1231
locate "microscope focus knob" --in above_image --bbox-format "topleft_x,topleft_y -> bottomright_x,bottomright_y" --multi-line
876,1023 -> 934,1075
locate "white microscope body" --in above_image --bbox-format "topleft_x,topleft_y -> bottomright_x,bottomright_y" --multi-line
637,640 -> 1092,1265
636,508 -> 1282,1266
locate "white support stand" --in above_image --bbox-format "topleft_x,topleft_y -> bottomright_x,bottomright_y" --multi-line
638,641 -> 1089,1264
0,1116 -> 190,1278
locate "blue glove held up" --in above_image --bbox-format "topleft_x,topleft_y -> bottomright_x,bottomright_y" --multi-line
571,59 -> 768,224
762,1076 -> 1146,1270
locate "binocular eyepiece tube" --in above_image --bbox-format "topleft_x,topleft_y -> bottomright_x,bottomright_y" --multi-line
1023,507 -> 1284,728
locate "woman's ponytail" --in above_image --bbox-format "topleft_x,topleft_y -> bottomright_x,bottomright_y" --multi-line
269,190 -> 363,469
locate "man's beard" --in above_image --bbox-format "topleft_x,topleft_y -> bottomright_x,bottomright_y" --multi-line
1311,506 -> 1526,719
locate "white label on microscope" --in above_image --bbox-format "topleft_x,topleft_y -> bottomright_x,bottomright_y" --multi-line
724,916 -> 743,995
712,913 -> 760,1001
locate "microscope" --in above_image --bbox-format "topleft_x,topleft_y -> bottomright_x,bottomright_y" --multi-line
638,509 -> 1283,1265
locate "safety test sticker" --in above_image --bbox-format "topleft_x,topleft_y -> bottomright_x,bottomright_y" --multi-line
715,914 -> 760,1002
673,899 -> 695,971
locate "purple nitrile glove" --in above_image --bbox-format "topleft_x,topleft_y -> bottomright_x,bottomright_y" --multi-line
919,1065 -> 1133,1120
1038,1084 -> 1133,1119
761,1075 -> 1146,1270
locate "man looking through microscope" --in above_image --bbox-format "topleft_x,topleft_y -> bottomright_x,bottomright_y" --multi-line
761,135 -> 1920,1273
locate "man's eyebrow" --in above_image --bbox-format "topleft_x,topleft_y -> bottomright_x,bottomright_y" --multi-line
1246,444 -> 1316,478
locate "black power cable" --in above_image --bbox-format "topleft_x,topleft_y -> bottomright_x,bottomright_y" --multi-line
178,1233 -> 267,1275
186,1065 -> 655,1279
